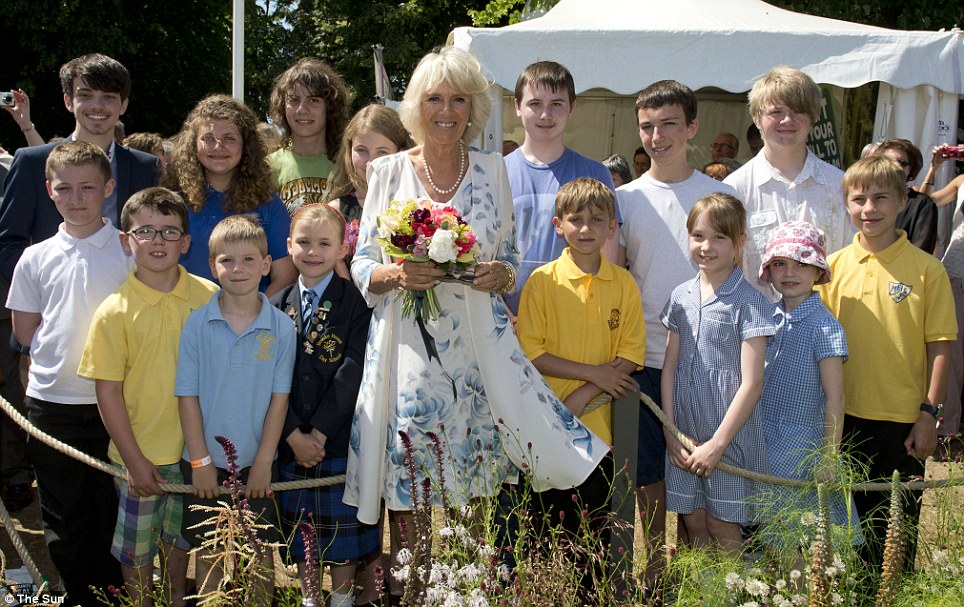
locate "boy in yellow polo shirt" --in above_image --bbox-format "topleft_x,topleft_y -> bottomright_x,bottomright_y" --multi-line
818,156 -> 957,570
516,177 -> 645,596
79,187 -> 218,607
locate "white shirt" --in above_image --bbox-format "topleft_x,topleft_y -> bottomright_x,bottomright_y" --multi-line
6,219 -> 133,403
725,150 -> 853,301
618,170 -> 736,368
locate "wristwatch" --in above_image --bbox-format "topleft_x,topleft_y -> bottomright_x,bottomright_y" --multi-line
920,402 -> 944,418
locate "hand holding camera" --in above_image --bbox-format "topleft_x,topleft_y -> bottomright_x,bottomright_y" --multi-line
938,145 -> 964,160
1,89 -> 34,132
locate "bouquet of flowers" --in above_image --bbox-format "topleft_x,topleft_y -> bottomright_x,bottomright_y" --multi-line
375,198 -> 480,321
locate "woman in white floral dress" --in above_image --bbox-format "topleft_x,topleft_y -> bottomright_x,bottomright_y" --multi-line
343,46 -> 607,584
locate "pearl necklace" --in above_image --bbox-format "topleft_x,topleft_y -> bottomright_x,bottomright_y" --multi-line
423,140 -> 466,196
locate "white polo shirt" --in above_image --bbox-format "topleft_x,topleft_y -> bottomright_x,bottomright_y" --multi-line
6,219 -> 133,404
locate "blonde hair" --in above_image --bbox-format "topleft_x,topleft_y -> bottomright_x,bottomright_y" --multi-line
290,203 -> 346,242
328,104 -> 414,199
702,162 -> 730,181
45,140 -> 112,182
162,95 -> 273,214
555,177 -> 615,220
399,47 -> 491,145
748,66 -> 821,124
687,192 -> 747,264
842,156 -> 908,200
208,215 -> 268,259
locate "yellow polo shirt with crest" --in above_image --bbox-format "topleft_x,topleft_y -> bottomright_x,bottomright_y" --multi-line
817,231 -> 957,423
79,267 -> 219,465
517,248 -> 646,444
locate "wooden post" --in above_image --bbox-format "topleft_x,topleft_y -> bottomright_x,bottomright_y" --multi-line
609,389 -> 639,600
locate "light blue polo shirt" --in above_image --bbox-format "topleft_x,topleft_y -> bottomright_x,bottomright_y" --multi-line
175,291 -> 296,469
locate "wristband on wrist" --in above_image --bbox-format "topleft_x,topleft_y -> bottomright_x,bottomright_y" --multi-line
191,455 -> 212,469
21,122 -> 34,133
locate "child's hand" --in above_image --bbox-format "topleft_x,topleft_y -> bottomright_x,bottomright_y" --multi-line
563,390 -> 593,418
588,362 -> 636,399
126,456 -> 165,497
287,430 -> 326,468
192,464 -> 219,499
905,414 -> 938,461
309,428 -> 328,452
664,430 -> 693,470
686,439 -> 725,478
245,464 -> 272,499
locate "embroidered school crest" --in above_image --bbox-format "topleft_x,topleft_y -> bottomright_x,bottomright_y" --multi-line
608,308 -> 621,330
888,281 -> 912,303
255,333 -> 277,361
318,333 -> 344,363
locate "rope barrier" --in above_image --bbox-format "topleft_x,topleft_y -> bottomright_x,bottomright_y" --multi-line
0,395 -> 345,494
0,488 -> 46,591
605,392 -> 964,492
3,387 -> 964,590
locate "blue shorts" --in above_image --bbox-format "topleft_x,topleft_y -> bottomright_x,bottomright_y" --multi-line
634,367 -> 666,487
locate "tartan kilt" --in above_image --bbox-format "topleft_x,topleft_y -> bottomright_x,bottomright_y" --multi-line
279,455 -> 381,564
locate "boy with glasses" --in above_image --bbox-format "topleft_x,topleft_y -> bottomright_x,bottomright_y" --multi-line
79,187 -> 218,607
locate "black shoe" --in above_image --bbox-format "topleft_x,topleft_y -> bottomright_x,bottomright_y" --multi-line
4,483 -> 33,512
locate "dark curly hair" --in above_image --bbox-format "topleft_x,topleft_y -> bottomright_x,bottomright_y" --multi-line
269,57 -> 351,162
162,95 -> 273,214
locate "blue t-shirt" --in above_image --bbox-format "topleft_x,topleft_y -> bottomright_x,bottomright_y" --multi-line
180,188 -> 290,291
503,147 -> 616,313
175,292 -> 296,469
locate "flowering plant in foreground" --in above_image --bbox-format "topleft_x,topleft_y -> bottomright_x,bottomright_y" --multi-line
185,435 -> 276,606
375,198 -> 480,321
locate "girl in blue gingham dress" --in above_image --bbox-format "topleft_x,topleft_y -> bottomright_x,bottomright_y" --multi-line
661,193 -> 775,555
756,221 -> 861,548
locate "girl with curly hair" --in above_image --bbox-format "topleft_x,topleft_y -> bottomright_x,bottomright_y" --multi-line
163,94 -> 296,295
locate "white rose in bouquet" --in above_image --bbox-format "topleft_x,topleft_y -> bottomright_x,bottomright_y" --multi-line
428,229 -> 459,263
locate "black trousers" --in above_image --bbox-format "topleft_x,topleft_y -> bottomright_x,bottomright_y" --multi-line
843,414 -> 925,572
0,317 -> 30,486
25,397 -> 122,606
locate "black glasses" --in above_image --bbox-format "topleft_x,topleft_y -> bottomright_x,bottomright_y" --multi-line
895,159 -> 911,168
129,227 -> 184,241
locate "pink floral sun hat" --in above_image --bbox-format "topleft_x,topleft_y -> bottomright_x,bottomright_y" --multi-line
759,220 -> 831,285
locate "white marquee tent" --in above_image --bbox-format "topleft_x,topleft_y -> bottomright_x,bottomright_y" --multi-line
450,0 -> 963,183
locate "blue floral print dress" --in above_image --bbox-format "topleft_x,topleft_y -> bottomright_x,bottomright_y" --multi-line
344,149 -> 607,524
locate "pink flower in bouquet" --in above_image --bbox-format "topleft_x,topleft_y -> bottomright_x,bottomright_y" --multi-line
457,231 -> 477,256
430,205 -> 462,227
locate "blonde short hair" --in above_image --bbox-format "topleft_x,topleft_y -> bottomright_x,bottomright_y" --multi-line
748,66 -> 821,124
208,215 -> 268,259
45,140 -> 112,182
842,156 -> 907,200
291,203 -> 346,242
399,47 -> 491,145
555,177 -> 615,220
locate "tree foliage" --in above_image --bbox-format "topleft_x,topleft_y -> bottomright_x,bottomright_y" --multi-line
768,0 -> 961,31
285,0 -> 491,111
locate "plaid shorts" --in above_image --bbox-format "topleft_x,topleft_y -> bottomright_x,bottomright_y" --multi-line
111,462 -> 191,568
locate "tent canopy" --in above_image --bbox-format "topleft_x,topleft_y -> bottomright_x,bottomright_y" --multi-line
452,0 -> 963,95
450,0 -> 963,183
